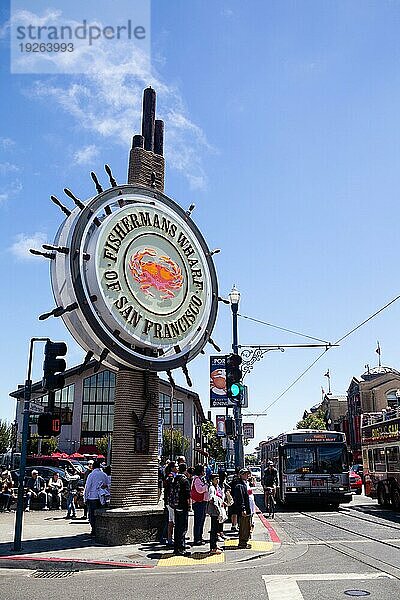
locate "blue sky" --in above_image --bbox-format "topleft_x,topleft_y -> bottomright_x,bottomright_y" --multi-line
2,0 -> 400,452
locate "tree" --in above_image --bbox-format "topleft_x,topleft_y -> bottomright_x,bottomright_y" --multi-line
245,453 -> 258,465
0,419 -> 11,453
97,435 -> 110,457
297,409 -> 327,430
162,428 -> 190,460
27,434 -> 58,455
201,421 -> 225,463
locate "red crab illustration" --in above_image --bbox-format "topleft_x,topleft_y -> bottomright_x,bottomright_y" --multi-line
128,248 -> 183,299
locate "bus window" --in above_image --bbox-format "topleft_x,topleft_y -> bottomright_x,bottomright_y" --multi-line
386,447 -> 400,472
317,445 -> 348,474
284,447 -> 315,473
373,447 -> 386,472
368,448 -> 373,471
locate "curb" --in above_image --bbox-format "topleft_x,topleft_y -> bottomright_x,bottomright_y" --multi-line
0,555 -> 154,571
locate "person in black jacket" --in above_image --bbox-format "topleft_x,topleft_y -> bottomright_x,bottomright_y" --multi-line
173,463 -> 191,556
233,468 -> 252,548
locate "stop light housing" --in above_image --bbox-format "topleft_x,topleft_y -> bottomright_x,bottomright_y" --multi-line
37,412 -> 61,437
225,353 -> 243,399
42,341 -> 67,391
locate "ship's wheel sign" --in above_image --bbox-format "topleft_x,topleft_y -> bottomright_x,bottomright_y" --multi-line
49,185 -> 218,371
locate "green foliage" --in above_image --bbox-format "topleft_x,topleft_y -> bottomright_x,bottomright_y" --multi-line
96,435 -> 110,457
28,433 -> 39,455
297,409 -> 327,430
41,437 -> 58,455
162,428 -> 190,460
201,421 -> 225,463
245,454 -> 258,465
0,419 -> 11,453
28,433 -> 58,455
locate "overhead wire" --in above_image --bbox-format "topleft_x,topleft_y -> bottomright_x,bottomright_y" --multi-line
242,293 -> 400,419
238,313 -> 329,344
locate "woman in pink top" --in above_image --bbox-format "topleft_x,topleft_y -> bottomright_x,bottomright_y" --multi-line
191,464 -> 209,545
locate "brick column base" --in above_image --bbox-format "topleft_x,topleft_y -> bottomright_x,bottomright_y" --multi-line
110,368 -> 160,507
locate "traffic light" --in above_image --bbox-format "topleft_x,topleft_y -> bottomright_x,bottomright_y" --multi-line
37,412 -> 61,437
225,353 -> 243,399
225,416 -> 236,437
42,341 -> 67,391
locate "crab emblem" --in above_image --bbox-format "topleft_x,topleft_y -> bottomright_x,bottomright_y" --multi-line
128,248 -> 183,299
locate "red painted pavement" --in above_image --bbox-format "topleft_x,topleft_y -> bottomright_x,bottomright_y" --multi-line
255,505 -> 281,543
0,555 -> 153,568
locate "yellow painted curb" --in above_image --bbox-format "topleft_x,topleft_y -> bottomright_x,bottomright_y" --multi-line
158,551 -> 225,567
224,539 -> 273,551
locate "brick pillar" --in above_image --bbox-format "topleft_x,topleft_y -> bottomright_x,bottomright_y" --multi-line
110,369 -> 160,507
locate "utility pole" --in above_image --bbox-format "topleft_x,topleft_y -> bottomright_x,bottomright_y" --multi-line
229,285 -> 244,469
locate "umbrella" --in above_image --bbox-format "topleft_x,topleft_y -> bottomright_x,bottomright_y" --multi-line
51,452 -> 62,458
97,454 -> 105,459
60,453 -> 69,458
69,452 -> 84,459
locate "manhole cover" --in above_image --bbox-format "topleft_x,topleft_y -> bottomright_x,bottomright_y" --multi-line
32,570 -> 77,578
344,591 -> 370,597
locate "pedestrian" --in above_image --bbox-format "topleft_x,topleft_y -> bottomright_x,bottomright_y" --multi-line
25,470 -> 48,511
191,464 -> 209,545
81,459 -> 94,520
233,468 -> 252,549
206,473 -> 224,555
46,472 -> 64,510
64,466 -> 80,519
164,461 -> 178,547
83,459 -> 108,537
217,469 -> 229,541
172,463 -> 191,556
229,467 -> 240,532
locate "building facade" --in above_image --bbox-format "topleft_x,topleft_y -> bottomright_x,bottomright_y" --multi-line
10,362 -> 207,466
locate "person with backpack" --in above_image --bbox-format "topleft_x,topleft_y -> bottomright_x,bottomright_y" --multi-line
171,463 -> 191,556
190,464 -> 209,545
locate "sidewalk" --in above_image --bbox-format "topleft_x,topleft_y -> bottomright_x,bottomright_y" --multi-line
0,500 -> 280,571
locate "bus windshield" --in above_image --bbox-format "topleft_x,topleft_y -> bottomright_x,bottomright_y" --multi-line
284,445 -> 348,474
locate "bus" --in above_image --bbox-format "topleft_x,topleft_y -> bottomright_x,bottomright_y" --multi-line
260,430 -> 352,508
361,410 -> 400,510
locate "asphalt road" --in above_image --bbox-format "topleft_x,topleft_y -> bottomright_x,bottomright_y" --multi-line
2,491 -> 400,600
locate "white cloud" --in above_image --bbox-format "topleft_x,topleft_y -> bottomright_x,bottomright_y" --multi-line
9,232 -> 48,261
0,137 -> 16,149
0,162 -> 19,174
0,180 -> 22,204
28,21 -> 211,189
73,144 -> 99,165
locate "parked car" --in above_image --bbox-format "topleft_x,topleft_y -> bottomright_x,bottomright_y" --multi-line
351,464 -> 364,483
12,465 -> 81,489
250,466 -> 262,483
349,468 -> 363,494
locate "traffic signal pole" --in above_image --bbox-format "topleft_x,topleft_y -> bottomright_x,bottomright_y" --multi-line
13,337 -> 49,551
230,292 -> 244,469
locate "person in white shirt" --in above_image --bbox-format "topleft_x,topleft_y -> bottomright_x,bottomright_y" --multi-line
83,460 -> 109,536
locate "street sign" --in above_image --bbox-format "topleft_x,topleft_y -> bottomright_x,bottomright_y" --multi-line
243,422 -> 254,439
216,415 -> 226,436
29,402 -> 45,414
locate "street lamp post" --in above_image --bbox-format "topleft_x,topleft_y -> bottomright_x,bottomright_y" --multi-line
229,285 -> 244,468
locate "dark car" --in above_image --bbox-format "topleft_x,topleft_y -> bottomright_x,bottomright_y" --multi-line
12,465 -> 77,489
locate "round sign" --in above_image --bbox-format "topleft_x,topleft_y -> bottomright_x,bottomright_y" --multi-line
50,185 -> 218,371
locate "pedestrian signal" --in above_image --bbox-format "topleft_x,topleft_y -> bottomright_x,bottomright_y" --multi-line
37,412 -> 61,437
